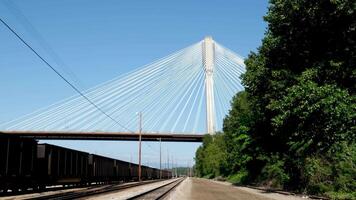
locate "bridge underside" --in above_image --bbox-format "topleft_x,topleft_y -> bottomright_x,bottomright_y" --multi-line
0,131 -> 204,142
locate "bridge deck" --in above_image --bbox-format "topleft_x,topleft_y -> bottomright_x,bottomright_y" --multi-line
0,131 -> 204,142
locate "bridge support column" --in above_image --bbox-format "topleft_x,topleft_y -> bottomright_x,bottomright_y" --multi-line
203,36 -> 216,134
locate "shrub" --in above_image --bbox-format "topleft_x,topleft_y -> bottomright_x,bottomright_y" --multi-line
227,170 -> 249,185
258,155 -> 289,188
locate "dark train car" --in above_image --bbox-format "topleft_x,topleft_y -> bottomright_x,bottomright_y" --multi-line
146,166 -> 159,180
88,154 -> 156,182
114,159 -> 131,181
1,135 -> 171,194
140,166 -> 146,180
152,168 -> 159,179
161,170 -> 172,179
150,167 -> 156,179
88,154 -> 120,183
141,166 -> 149,180
130,163 -> 139,181
0,135 -> 37,192
143,166 -> 153,180
36,143 -> 90,186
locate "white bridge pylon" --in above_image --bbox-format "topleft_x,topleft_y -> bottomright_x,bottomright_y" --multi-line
203,37 -> 216,134
1,37 -> 246,134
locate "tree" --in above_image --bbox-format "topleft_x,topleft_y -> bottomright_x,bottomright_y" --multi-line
223,91 -> 253,175
243,0 -> 356,156
194,134 -> 227,178
241,0 -> 356,195
270,70 -> 355,156
196,0 -> 355,197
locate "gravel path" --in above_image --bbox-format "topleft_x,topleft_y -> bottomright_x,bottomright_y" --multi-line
165,177 -> 305,200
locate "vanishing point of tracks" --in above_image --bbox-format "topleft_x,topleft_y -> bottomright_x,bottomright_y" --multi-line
128,177 -> 185,200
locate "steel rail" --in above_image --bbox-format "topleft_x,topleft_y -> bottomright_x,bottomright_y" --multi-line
25,179 -> 165,200
127,177 -> 185,200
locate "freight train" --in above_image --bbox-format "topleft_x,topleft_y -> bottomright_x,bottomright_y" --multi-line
0,135 -> 171,193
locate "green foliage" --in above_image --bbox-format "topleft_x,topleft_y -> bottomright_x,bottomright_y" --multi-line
227,170 -> 248,185
195,0 -> 355,198
328,143 -> 356,193
270,75 -> 355,156
326,191 -> 356,200
194,134 -> 227,178
258,154 -> 290,189
223,91 -> 254,175
303,157 -> 333,194
241,0 -> 355,194
302,142 -> 356,198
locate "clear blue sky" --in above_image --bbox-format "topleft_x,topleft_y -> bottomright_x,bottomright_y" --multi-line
0,0 -> 268,168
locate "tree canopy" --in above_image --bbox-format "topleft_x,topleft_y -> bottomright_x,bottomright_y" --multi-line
195,0 -> 355,199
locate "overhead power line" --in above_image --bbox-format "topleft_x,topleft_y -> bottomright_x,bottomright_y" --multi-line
0,17 -> 133,133
1,0 -> 85,89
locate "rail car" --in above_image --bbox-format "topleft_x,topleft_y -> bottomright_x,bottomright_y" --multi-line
36,143 -> 90,187
89,154 -> 136,182
0,135 -> 37,192
0,135 -> 172,193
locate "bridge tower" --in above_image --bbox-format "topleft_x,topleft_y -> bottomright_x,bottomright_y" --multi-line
202,36 -> 216,134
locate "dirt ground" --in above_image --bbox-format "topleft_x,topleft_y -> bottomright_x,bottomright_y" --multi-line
165,177 -> 305,200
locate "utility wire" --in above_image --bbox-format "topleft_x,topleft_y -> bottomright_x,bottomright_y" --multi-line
0,17 -> 134,133
2,0 -> 85,89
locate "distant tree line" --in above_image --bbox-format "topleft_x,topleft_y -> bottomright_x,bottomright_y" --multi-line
171,167 -> 194,177
195,0 -> 355,199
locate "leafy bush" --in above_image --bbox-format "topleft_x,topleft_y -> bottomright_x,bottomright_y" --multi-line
303,157 -> 332,194
325,191 -> 356,200
227,170 -> 248,185
258,155 -> 289,188
194,134 -> 227,178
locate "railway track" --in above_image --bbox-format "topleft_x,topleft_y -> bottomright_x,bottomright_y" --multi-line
24,179 -> 165,200
127,177 -> 185,200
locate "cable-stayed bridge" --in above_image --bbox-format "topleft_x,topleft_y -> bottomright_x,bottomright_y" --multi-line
0,37 -> 245,142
